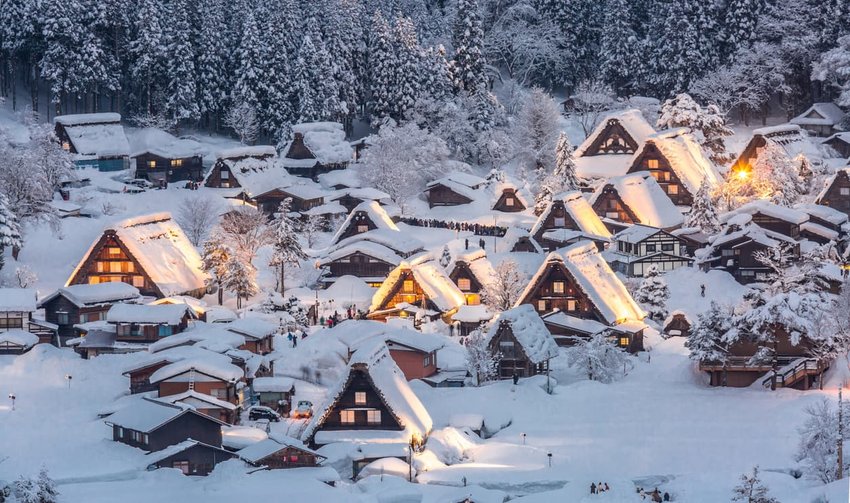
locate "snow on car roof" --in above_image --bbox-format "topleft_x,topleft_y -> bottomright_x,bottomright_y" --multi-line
485,305 -> 559,364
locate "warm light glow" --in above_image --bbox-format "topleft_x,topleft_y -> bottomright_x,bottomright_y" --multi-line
736,170 -> 749,181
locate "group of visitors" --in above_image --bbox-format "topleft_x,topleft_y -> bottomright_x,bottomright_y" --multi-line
398,217 -> 507,237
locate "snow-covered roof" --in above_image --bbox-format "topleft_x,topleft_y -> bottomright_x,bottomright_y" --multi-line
159,389 -> 238,411
55,113 -> 130,158
225,317 -> 277,341
0,329 -> 39,348
251,377 -> 295,393
793,203 -> 849,226
149,357 -> 244,384
318,169 -> 362,189
451,304 -> 494,323
531,191 -> 612,239
427,171 -> 486,190
331,228 -> 424,258
303,342 -> 433,443
590,172 -> 684,229
575,154 -> 635,180
575,108 -> 656,157
750,124 -> 824,161
704,221 -> 798,253
71,213 -> 208,297
128,128 -> 205,159
107,302 -> 190,325
319,240 -> 403,268
331,320 -> 446,354
328,187 -> 391,204
541,311 -> 609,335
238,434 -> 322,464
331,201 -> 399,244
485,305 -> 559,364
613,224 -> 664,244
38,282 -> 140,308
791,103 -> 845,127
639,128 -> 723,194
720,200 -> 809,225
370,257 -> 466,313
105,397 -> 224,432
0,288 -> 37,312
283,122 -> 352,166
516,241 -> 645,325
143,440 -> 232,468
218,145 -> 277,160
501,226 -> 544,252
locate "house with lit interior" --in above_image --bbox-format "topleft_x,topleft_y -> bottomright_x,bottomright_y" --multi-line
589,172 -> 685,231
604,224 -> 693,277
54,113 -> 130,171
730,124 -> 822,177
484,305 -> 559,379
38,282 -> 141,345
530,191 -> 612,251
129,128 -> 204,183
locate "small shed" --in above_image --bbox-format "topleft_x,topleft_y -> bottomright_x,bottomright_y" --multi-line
252,377 -> 296,414
0,329 -> 39,354
663,311 -> 692,338
790,102 -> 845,137
237,434 -> 324,469
145,439 -> 236,476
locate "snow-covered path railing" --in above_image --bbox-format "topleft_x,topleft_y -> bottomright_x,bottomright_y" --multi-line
761,358 -> 824,389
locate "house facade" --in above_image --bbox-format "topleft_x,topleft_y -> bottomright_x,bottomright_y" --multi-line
55,113 -> 130,172
605,225 -> 693,277
38,283 -> 141,345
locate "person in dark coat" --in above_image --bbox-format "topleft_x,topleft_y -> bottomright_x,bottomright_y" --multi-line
512,373 -> 519,385
590,483 -> 596,494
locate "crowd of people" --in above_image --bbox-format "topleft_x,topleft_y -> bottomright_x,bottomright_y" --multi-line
398,217 -> 507,237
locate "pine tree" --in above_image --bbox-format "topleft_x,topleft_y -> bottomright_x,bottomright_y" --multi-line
392,16 -> 423,120
256,0 -> 296,136
685,302 -> 735,376
421,45 -> 453,102
196,0 -> 231,122
232,10 -> 264,117
795,398 -> 844,484
222,255 -> 258,309
657,93 -> 733,165
369,11 -> 396,126
536,132 -> 579,213
598,0 -> 640,94
722,0 -> 762,61
325,0 -> 366,123
0,194 -> 22,273
269,198 -> 307,294
451,0 -> 487,93
128,0 -> 167,116
294,17 -> 340,123
201,234 -> 231,305
684,181 -> 720,233
39,0 -> 86,113
164,0 -> 198,124
634,265 -> 669,322
438,245 -> 451,268
731,466 -> 779,503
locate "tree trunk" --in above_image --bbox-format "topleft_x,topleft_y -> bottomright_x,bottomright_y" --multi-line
279,263 -> 286,294
217,280 -> 223,305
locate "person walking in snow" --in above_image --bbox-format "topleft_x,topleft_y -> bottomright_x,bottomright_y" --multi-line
590,482 -> 596,494
603,483 -> 609,492
700,284 -> 705,297
512,373 -> 519,385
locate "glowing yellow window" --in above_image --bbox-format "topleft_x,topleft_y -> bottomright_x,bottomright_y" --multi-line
132,276 -> 145,287
505,197 -> 514,206
147,160 -> 156,168
357,225 -> 369,233
458,278 -> 471,291
354,391 -> 366,405
106,247 -> 122,258
553,281 -> 565,294
647,159 -> 659,169
61,142 -> 70,151
403,280 -> 414,292
340,410 -> 355,424
170,159 -> 183,167
668,185 -> 679,195
619,337 -> 630,346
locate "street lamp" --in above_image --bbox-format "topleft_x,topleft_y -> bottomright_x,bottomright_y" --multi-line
547,452 -> 552,468
8,393 -> 15,411
521,433 -> 526,445
65,374 -> 73,389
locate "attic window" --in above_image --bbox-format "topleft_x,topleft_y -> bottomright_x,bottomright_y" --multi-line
567,300 -> 577,311
132,276 -> 145,288
841,188 -> 850,196
61,142 -> 70,151
537,300 -> 547,312
458,278 -> 471,291
171,159 -> 183,167
106,247 -> 122,258
554,217 -> 566,227
357,225 -> 369,233
647,159 -> 659,169
668,185 -> 679,195
354,391 -> 366,405
505,197 -> 514,206
403,280 -> 414,292
553,281 -> 565,294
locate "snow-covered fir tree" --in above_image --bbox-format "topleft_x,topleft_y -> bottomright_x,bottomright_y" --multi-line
685,301 -> 735,371
795,398 -> 846,484
451,0 -> 487,93
269,198 -> 307,294
195,0 -> 231,123
465,328 -> 500,386
255,0 -> 297,137
164,0 -> 198,124
633,265 -> 669,322
128,0 -> 166,116
201,233 -> 231,305
535,132 -> 580,213
565,332 -> 631,383
421,45 -> 454,102
369,11 -> 396,126
722,0 -> 762,61
391,16 -> 423,120
731,466 -> 779,503
223,255 -> 258,309
598,0 -> 641,94
0,194 -> 22,273
438,245 -> 451,268
281,295 -> 310,333
684,181 -> 720,233
656,93 -> 733,165
513,87 -> 560,173
812,34 -> 850,107
231,10 -> 264,120
12,468 -> 58,503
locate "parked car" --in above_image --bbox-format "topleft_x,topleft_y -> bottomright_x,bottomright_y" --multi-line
247,405 -> 281,422
290,400 -> 313,419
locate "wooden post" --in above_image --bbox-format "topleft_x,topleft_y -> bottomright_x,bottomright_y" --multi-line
838,385 -> 844,481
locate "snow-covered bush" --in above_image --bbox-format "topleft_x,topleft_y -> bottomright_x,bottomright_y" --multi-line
465,329 -> 500,386
731,466 -> 778,503
564,333 -> 631,384
795,398 -> 846,484
480,259 -> 525,311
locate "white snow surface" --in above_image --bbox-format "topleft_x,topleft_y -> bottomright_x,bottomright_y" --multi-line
106,303 -> 189,324
485,305 -> 559,364
0,288 -> 37,312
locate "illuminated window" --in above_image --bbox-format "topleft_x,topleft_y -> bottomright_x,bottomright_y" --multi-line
132,276 -> 145,288
106,247 -> 122,258
61,142 -> 70,151
340,410 -> 355,424
465,293 -> 479,305
606,212 -> 619,219
357,225 -> 369,233
109,262 -> 123,273
367,410 -> 381,424
147,160 -> 156,168
354,391 -> 366,405
668,184 -> 679,195
170,159 -> 183,167
537,300 -> 547,312
88,276 -> 100,285
567,299 -> 577,311
619,337 -> 630,347
403,280 -> 414,292
505,197 -> 514,206
458,278 -> 471,291
647,159 -> 659,169
553,281 -> 565,294
96,261 -> 106,273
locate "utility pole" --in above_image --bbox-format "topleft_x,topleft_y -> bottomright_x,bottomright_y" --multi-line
838,384 -> 845,481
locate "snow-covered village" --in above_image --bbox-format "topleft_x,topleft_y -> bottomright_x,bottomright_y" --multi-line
1,0 -> 850,501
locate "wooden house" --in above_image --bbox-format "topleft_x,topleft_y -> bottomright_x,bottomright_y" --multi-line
104,397 -> 226,452
332,201 -> 399,244
106,303 -> 193,342
225,317 -> 276,355
66,213 -> 209,299
698,218 -> 800,284
590,172 -> 685,231
38,282 -> 141,345
123,356 -> 174,394
238,434 -> 325,469
54,113 -> 130,172
501,227 -> 543,253
337,324 -> 445,381
698,329 -> 829,389
795,203 -> 848,245
204,146 -> 283,192
731,124 -> 822,177
368,257 -> 466,322
491,182 -> 531,213
515,241 -> 646,352
790,102 -> 845,137
253,184 -> 326,216
301,343 -> 433,447
823,132 -> 850,158
149,358 -> 245,408
0,288 -> 56,345
130,128 -> 204,183
328,187 -> 392,213
252,377 -> 296,414
424,172 -> 487,208
0,330 -> 39,355
159,389 -> 239,424
573,109 -> 657,181
719,201 -> 808,241
484,305 -> 559,379
815,168 -> 850,217
530,191 -> 612,251
281,122 -> 353,179
671,227 -> 711,257
445,248 -> 495,306
605,224 -> 692,277
145,439 -> 236,476
318,242 -> 402,288
626,129 -> 722,207
663,311 -> 692,337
